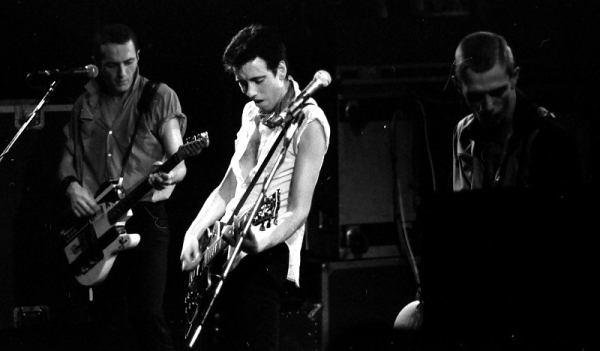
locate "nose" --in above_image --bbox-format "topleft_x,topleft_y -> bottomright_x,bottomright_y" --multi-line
482,94 -> 495,112
117,64 -> 127,78
246,82 -> 257,99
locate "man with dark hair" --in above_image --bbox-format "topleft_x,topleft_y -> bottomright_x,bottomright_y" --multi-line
58,23 -> 186,350
180,24 -> 330,350
222,24 -> 288,75
452,31 -> 580,191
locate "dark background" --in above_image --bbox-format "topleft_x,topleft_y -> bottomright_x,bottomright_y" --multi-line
1,0 -> 599,349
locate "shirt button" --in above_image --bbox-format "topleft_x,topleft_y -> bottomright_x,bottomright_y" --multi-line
109,130 -> 113,135
108,153 -> 112,157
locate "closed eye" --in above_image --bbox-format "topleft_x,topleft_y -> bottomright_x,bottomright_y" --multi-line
488,85 -> 509,98
466,85 -> 509,102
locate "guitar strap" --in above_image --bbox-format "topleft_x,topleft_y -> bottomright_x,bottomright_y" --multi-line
117,80 -> 161,191
70,80 -> 161,193
71,98 -> 85,183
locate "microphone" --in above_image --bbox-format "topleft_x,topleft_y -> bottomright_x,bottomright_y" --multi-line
516,87 -> 556,119
28,64 -> 99,79
536,106 -> 556,119
288,70 -> 332,113
263,70 -> 332,127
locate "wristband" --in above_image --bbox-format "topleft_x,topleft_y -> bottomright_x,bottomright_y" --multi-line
61,175 -> 79,193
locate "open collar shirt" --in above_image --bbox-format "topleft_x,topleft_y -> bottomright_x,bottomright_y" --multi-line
223,77 -> 330,286
59,70 -> 187,202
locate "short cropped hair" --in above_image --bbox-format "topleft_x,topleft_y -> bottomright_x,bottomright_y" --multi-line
454,31 -> 516,83
222,24 -> 287,76
93,23 -> 138,61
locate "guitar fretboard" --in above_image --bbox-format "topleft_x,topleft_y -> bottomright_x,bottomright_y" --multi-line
202,237 -> 228,270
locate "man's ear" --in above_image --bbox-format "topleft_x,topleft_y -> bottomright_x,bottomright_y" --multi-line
510,66 -> 520,89
276,60 -> 287,80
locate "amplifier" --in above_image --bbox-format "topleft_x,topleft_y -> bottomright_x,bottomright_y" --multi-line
1,100 -> 73,330
320,258 -> 417,351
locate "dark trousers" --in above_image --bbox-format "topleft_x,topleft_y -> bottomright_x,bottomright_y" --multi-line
90,201 -> 173,351
210,243 -> 290,351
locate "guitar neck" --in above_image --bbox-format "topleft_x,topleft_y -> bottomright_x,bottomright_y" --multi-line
107,155 -> 181,224
202,237 -> 229,270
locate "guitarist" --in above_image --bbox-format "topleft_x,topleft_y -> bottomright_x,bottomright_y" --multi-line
180,24 -> 330,351
58,24 -> 186,351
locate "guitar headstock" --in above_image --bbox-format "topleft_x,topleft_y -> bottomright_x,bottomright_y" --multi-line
252,189 -> 281,231
178,132 -> 209,159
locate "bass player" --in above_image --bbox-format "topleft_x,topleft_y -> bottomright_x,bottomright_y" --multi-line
58,23 -> 186,351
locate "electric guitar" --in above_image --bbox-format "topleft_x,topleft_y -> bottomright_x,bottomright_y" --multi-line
57,133 -> 209,286
184,189 -> 281,339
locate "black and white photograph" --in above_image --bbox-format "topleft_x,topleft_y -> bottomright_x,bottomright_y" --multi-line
1,1 -> 597,350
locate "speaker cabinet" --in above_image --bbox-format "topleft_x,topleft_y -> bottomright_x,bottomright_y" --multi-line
305,64 -> 462,262
334,65 -> 446,260
320,258 -> 416,351
0,101 -> 74,329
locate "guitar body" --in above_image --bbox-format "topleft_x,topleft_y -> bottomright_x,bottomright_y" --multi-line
56,133 -> 209,286
185,222 -> 228,339
60,182 -> 140,286
71,226 -> 140,286
193,223 -> 228,293
184,190 -> 281,342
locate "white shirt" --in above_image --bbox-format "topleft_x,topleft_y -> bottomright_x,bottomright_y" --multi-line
223,78 -> 330,286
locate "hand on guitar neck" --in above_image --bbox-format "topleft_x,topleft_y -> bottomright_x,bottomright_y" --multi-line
223,189 -> 282,254
220,210 -> 280,254
220,212 -> 250,246
148,159 -> 186,190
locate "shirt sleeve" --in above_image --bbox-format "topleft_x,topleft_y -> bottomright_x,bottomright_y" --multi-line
153,83 -> 187,138
57,97 -> 84,181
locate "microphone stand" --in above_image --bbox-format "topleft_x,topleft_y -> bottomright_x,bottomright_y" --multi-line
390,108 -> 423,332
0,80 -> 60,165
186,102 -> 307,350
